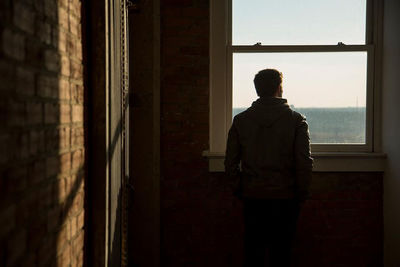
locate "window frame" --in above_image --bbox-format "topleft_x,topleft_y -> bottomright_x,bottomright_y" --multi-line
209,0 -> 381,154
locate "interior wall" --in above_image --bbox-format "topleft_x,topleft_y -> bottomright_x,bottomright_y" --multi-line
0,0 -> 86,266
382,0 -> 400,266
159,1 -> 383,266
128,0 -> 160,266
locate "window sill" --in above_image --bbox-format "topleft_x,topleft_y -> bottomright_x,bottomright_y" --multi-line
202,151 -> 387,172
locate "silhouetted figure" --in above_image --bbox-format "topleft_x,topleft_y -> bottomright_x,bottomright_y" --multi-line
225,69 -> 313,267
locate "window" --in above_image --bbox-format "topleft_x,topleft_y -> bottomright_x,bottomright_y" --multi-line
209,0 -> 382,154
233,52 -> 368,145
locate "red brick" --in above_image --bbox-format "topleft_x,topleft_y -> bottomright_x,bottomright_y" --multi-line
72,230 -> 84,257
69,13 -> 80,36
72,105 -> 83,122
0,59 -> 16,93
20,252 -> 36,266
8,101 -> 25,127
0,204 -> 16,239
57,223 -> 70,251
60,152 -> 72,174
59,78 -> 71,100
32,0 -> 43,14
25,40 -> 42,67
16,67 -> 35,96
71,83 -> 83,103
69,36 -> 82,60
47,206 -> 62,232
163,0 -> 193,7
37,21 -> 52,45
77,210 -> 84,230
51,24 -> 60,48
61,55 -> 70,77
45,127 -> 59,152
71,191 -> 84,215
13,2 -> 35,35
6,229 -> 27,266
45,49 -> 61,72
58,0 -> 69,9
44,103 -> 59,124
29,159 -> 46,185
71,216 -> 77,239
0,133 -> 11,164
70,59 -> 82,80
26,102 -> 43,125
59,6 -> 70,30
37,74 -> 58,98
38,182 -> 53,208
2,28 -> 25,61
65,174 -> 84,199
60,126 -> 71,149
71,149 -> 83,170
71,127 -> 84,146
29,129 -> 45,155
58,29 -> 68,52
57,243 -> 71,267
27,216 -> 47,249
37,235 -> 56,266
69,0 -> 81,18
182,7 -> 208,17
46,155 -> 59,177
44,0 -> 57,21
60,103 -> 71,123
0,0 -> 83,264
56,177 -> 67,203
73,249 -> 84,267
14,191 -> 35,226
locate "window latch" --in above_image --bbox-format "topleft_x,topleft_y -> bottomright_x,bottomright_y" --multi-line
254,42 -> 262,46
338,42 -> 346,46
127,0 -> 140,11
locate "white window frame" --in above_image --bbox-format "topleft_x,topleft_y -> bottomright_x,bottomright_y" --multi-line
209,0 -> 383,156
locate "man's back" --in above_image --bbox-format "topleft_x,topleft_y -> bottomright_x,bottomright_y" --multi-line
225,69 -> 313,266
225,97 -> 313,200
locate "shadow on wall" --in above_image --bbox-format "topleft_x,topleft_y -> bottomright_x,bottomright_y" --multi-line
0,0 -> 85,266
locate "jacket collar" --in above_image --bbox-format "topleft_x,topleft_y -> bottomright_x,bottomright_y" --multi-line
252,97 -> 288,107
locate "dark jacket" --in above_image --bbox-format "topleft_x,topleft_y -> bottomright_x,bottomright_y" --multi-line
224,97 -> 313,200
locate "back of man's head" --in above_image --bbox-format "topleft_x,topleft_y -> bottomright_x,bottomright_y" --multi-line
253,69 -> 282,97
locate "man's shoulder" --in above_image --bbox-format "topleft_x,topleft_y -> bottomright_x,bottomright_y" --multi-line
233,107 -> 253,121
291,109 -> 306,122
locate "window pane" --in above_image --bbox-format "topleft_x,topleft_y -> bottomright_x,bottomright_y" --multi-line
232,52 -> 367,144
233,0 -> 366,45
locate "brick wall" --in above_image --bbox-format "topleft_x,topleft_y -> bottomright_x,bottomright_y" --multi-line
160,1 -> 383,266
0,0 -> 85,266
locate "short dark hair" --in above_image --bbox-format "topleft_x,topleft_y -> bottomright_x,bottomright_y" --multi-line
253,69 -> 282,97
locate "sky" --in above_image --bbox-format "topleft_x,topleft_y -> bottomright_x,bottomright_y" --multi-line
232,0 -> 367,108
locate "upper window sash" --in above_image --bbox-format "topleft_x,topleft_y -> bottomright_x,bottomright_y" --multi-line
230,0 -> 371,46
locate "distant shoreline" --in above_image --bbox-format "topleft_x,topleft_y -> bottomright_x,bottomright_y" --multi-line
232,107 -> 366,144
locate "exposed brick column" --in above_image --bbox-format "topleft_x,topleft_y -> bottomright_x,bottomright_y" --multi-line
0,0 -> 85,266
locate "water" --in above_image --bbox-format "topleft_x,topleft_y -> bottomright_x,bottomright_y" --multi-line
232,107 -> 366,144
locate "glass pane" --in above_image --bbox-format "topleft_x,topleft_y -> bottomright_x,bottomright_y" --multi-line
233,0 -> 366,45
233,52 -> 367,144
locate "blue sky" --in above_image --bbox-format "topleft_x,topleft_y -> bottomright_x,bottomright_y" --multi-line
232,0 -> 367,108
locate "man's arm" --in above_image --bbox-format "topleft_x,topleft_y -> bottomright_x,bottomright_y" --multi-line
225,118 -> 241,178
294,117 -> 313,202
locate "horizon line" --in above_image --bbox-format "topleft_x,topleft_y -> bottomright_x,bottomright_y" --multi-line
233,106 -> 367,109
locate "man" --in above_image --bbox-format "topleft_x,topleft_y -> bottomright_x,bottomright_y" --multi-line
225,69 -> 313,267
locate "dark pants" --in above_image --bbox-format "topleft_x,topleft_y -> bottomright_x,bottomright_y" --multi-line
243,198 -> 300,267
